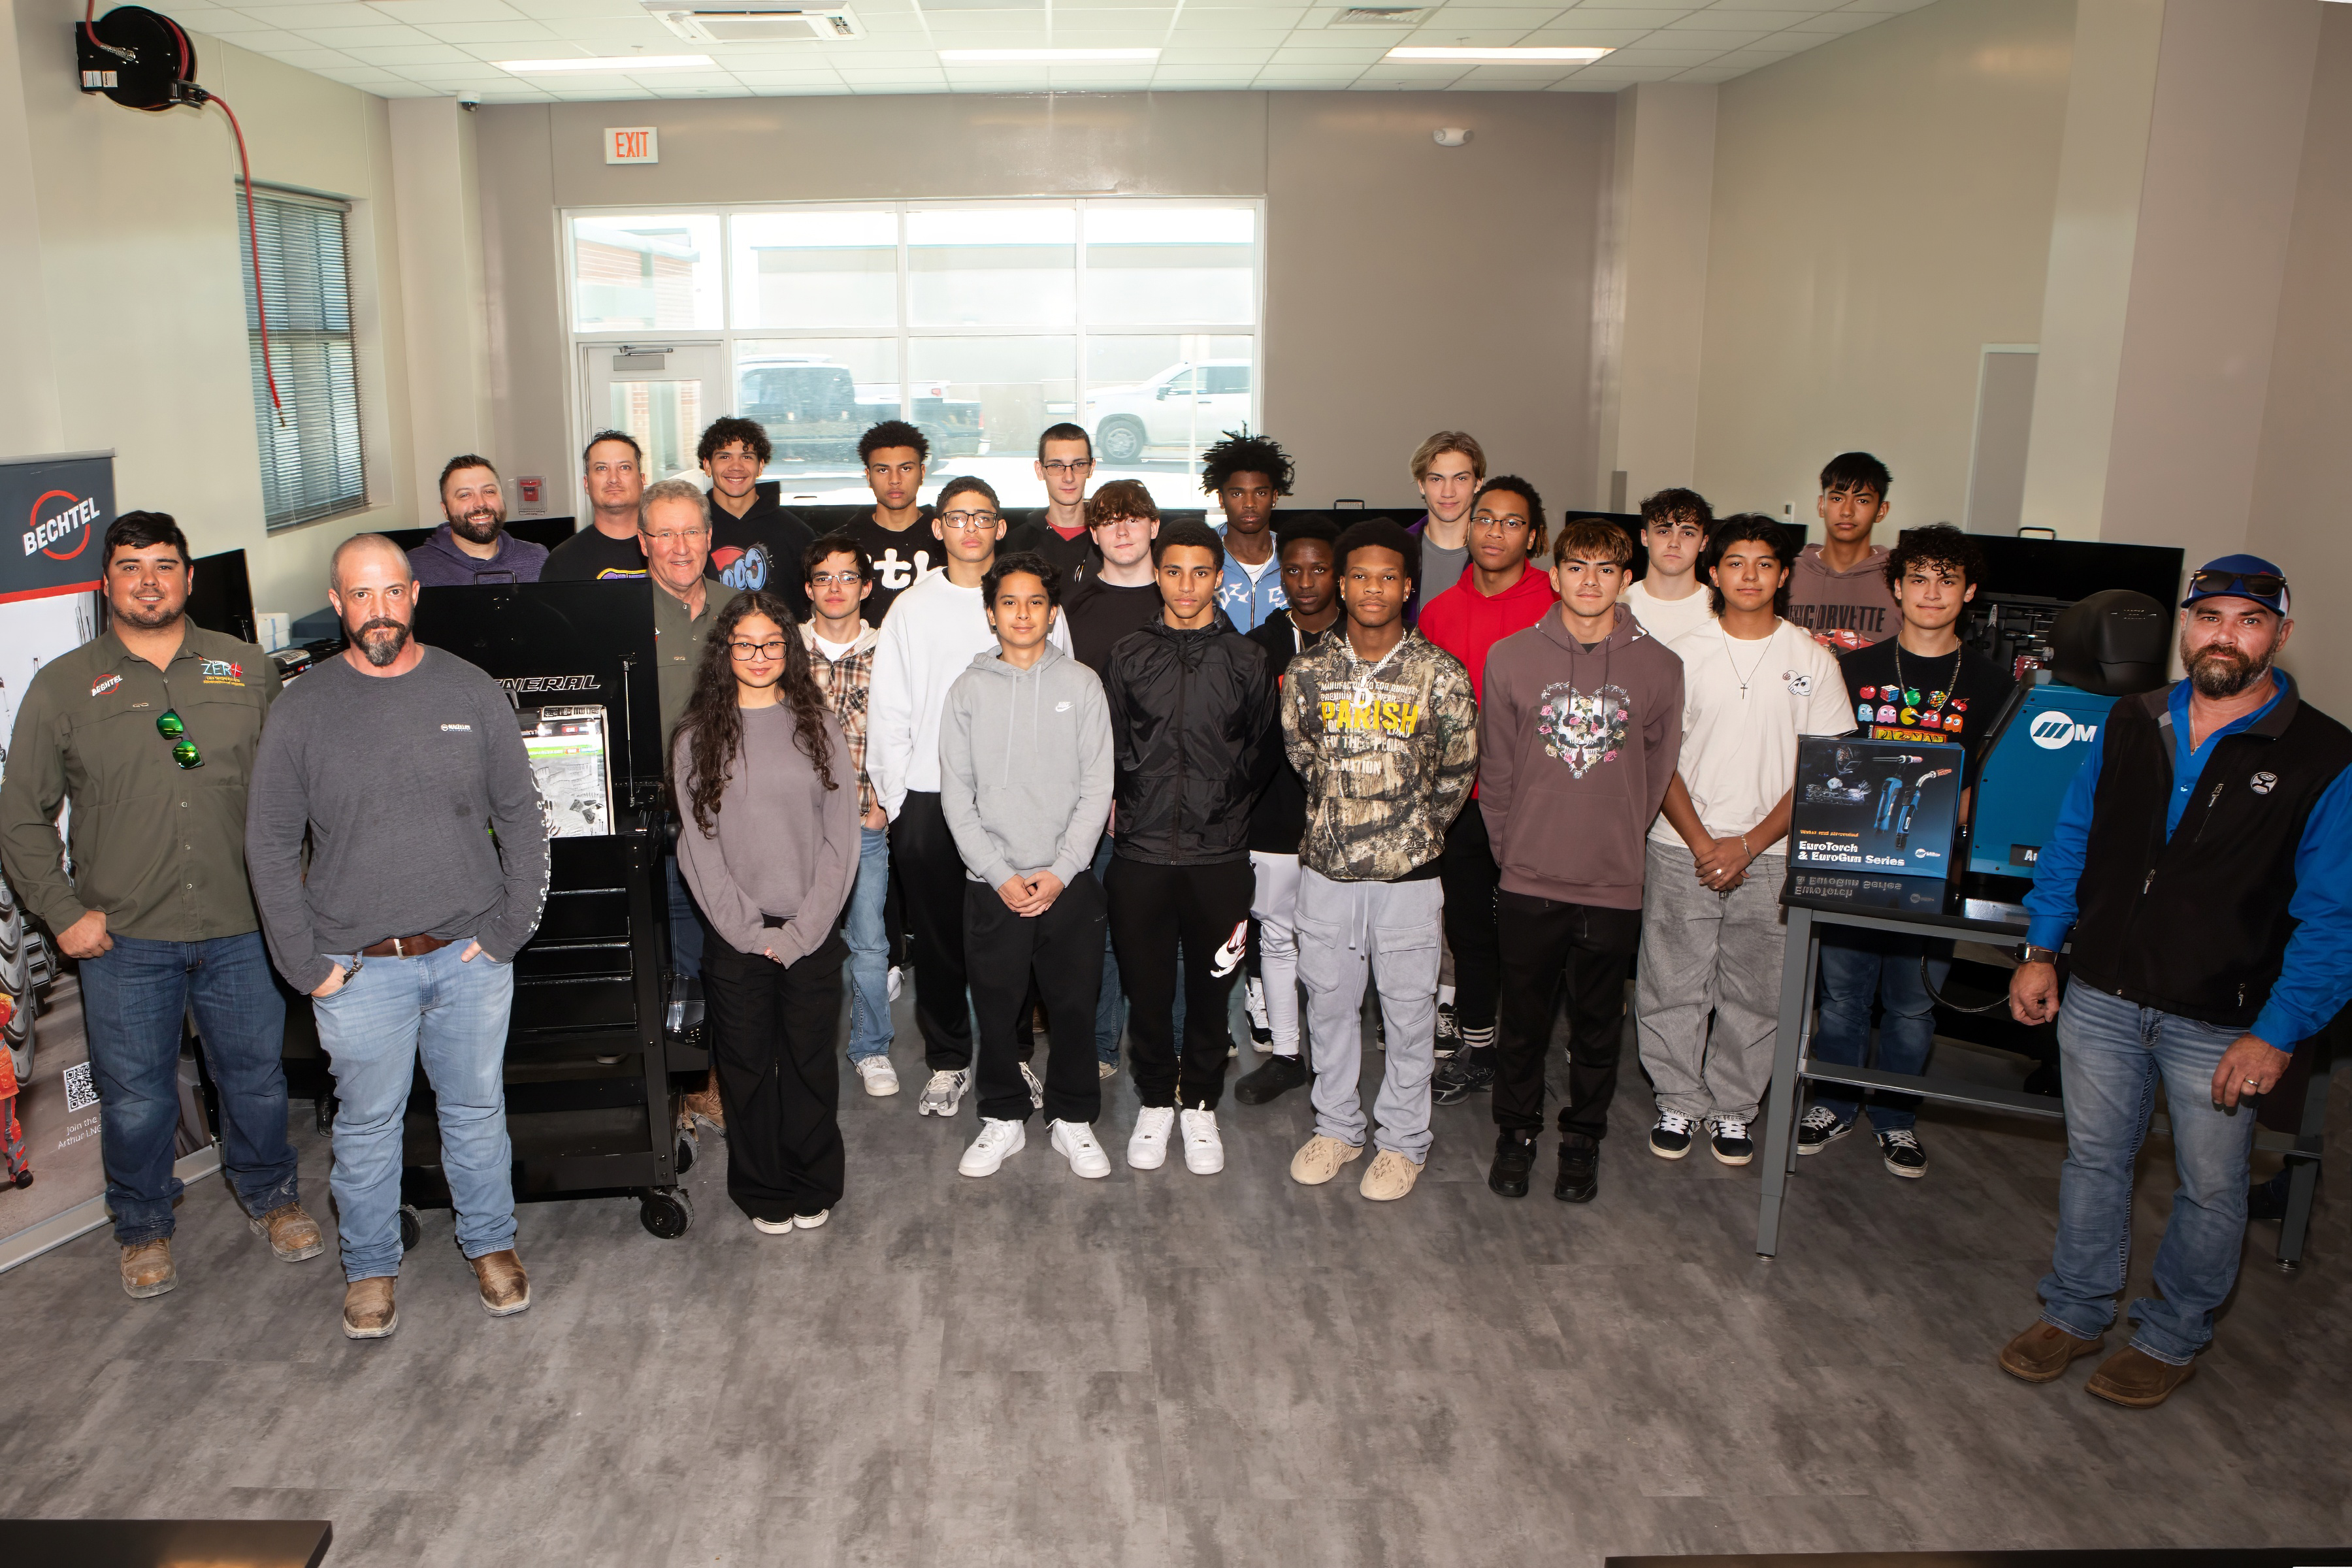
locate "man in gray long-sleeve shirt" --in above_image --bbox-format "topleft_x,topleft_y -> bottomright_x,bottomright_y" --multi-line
246,534 -> 549,1342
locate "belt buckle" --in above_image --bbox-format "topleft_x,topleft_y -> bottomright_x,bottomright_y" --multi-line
392,936 -> 406,958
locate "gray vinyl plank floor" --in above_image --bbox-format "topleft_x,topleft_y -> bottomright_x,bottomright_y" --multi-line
3,989 -> 2346,1566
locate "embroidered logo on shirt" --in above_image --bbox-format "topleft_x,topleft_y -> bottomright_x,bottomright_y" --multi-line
2251,770 -> 2278,796
441,723 -> 472,732
199,658 -> 244,686
1535,680 -> 1632,779
1054,701 -> 1072,712
90,673 -> 122,697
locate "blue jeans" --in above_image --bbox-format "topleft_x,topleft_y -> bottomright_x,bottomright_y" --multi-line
1090,833 -> 1126,1066
312,941 -> 517,1281
78,931 -> 297,1245
666,852 -> 702,981
845,826 -> 894,1063
2037,984 -> 2259,1364
1810,926 -> 1949,1132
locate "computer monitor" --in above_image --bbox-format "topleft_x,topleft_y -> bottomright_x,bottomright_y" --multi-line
187,548 -> 257,645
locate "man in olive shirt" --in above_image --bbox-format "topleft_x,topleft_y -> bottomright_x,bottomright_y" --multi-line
643,478 -> 726,980
0,512 -> 322,1300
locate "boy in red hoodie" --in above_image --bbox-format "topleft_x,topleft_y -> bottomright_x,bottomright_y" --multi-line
1477,517 -> 1684,1203
1417,477 -> 1560,1102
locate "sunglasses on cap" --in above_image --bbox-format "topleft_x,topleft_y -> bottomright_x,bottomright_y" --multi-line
2189,569 -> 2286,602
155,708 -> 201,769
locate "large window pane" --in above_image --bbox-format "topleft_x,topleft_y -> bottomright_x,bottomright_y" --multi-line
1084,206 -> 1256,327
733,337 -> 900,481
907,207 -> 1075,328
1082,335 -> 1256,467
608,376 -> 706,483
729,210 -> 897,330
908,336 -> 1073,466
572,215 -> 721,331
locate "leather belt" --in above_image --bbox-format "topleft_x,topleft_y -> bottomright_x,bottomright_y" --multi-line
359,933 -> 455,959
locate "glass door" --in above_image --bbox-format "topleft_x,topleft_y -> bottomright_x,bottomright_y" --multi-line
579,342 -> 727,485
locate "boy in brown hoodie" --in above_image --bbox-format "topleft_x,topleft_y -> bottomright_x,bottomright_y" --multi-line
1787,451 -> 1898,652
1477,517 -> 1684,1203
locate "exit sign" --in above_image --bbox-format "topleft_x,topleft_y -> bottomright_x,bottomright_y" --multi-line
604,127 -> 658,164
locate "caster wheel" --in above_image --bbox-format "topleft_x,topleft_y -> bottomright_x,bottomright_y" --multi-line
398,1205 -> 421,1252
640,1188 -> 692,1239
674,1134 -> 696,1175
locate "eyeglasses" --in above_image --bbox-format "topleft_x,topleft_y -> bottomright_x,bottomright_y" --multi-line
642,527 -> 709,547
940,510 -> 999,529
155,708 -> 201,770
1040,460 -> 1094,477
809,570 -> 864,587
2191,570 -> 2285,600
1471,512 -> 1529,531
729,638 -> 787,661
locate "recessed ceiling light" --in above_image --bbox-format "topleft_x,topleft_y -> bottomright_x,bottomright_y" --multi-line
495,54 -> 716,72
937,48 -> 1160,62
1385,46 -> 1612,63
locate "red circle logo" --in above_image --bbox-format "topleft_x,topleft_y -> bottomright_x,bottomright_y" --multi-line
29,491 -> 95,561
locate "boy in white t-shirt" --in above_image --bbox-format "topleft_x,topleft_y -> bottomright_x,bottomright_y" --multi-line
1618,486 -> 1717,646
1635,515 -> 1854,1166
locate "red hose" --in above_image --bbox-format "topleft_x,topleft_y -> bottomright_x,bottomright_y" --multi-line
206,91 -> 285,422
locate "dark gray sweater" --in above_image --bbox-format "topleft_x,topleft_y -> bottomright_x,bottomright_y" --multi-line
671,702 -> 860,964
246,648 -> 551,992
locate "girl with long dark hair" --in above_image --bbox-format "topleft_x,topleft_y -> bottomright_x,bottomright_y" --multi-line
670,589 -> 860,1233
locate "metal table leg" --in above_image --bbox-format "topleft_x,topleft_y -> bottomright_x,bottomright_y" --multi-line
1756,905 -> 1816,1257
2276,1020 -> 2338,1270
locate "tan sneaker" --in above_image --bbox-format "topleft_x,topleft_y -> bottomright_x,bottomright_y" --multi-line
342,1277 -> 397,1339
249,1201 -> 325,1262
2085,1345 -> 2197,1409
120,1238 -> 177,1299
1997,1320 -> 2106,1384
472,1249 -> 532,1317
1289,1134 -> 1364,1185
1359,1149 -> 1424,1201
680,1070 -> 725,1136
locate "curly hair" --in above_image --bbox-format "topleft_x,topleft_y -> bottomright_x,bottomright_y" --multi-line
1199,430 -> 1295,498
697,416 -> 772,467
672,589 -> 837,839
860,419 -> 929,464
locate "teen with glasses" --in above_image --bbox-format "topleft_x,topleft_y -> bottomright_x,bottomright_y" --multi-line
1005,423 -> 1102,591
672,590 -> 860,1237
2,513 -> 321,1302
870,476 -> 1071,1120
844,420 -> 937,622
1619,487 -> 1717,645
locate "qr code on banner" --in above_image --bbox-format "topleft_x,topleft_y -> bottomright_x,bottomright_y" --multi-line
63,1060 -> 100,1113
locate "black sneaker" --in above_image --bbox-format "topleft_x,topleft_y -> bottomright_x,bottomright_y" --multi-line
1433,1001 -> 1462,1060
1233,1052 -> 1309,1106
1488,1130 -> 1537,1198
2247,1168 -> 2294,1222
1796,1105 -> 1854,1155
1431,1046 -> 1495,1105
1554,1134 -> 1599,1203
1648,1111 -> 1695,1160
1709,1117 -> 1755,1166
1877,1128 -> 1927,1179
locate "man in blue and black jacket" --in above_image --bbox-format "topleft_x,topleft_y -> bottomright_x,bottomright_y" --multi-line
1999,554 -> 2352,1409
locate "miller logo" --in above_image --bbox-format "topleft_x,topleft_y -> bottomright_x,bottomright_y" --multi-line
25,491 -> 102,561
500,674 -> 600,694
2251,770 -> 2278,796
2029,711 -> 2098,750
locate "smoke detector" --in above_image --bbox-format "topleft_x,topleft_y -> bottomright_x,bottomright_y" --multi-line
1324,6 -> 1435,26
642,5 -> 862,44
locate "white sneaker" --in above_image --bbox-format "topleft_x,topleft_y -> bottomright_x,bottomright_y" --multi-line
791,1209 -> 829,1230
958,1117 -> 1026,1178
1020,1060 -> 1044,1109
1128,1105 -> 1176,1169
751,1217 -> 794,1235
887,966 -> 903,1001
917,1068 -> 970,1117
1050,1119 -> 1112,1179
855,1055 -> 900,1097
1179,1107 -> 1224,1175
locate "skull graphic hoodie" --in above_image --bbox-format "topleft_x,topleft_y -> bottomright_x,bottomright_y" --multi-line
1281,628 -> 1479,883
1477,603 -> 1685,909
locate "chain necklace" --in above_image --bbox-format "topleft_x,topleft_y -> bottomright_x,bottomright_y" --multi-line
1727,627 -> 1772,699
1893,641 -> 1963,718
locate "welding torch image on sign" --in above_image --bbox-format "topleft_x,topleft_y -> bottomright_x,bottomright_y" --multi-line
1790,737 -> 1964,878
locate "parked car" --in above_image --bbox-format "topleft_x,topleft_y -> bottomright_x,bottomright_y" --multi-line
1083,359 -> 1252,465
736,355 -> 987,465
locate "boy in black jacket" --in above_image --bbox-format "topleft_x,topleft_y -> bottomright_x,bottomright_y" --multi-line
1102,519 -> 1278,1176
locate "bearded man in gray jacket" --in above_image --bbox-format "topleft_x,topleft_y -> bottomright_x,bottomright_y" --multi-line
938,551 -> 1117,1181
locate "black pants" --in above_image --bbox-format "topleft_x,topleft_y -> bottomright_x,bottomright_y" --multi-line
1106,856 -> 1252,1111
889,791 -> 973,1070
966,873 -> 1106,1124
700,925 -> 847,1221
1492,890 -> 1641,1141
1439,806 -> 1503,1032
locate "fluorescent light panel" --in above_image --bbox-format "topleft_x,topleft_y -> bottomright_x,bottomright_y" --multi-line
938,48 -> 1161,62
1386,46 -> 1612,62
495,54 -> 715,73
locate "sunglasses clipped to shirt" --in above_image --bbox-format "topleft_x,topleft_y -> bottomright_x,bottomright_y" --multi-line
156,708 -> 201,769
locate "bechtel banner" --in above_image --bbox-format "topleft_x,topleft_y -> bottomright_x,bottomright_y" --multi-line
3,451 -> 116,606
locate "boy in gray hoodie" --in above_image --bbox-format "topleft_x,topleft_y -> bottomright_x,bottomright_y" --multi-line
939,551 -> 1117,1180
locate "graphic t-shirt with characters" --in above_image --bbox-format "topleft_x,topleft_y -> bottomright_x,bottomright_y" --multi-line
1835,637 -> 2016,768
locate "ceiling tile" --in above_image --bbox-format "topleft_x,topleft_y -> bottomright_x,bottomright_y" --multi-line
357,43 -> 494,65
1784,10 -> 1884,31
1675,7 -> 1818,23
1654,27 -> 1772,46
1518,26 -> 1657,45
417,19 -> 560,41
1836,0 -> 1932,10
270,46 -> 360,65
293,24 -> 436,46
502,0 -> 647,14
363,0 -> 529,20
1593,44 -> 1722,65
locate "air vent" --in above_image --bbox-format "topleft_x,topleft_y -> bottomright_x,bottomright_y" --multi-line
1325,5 -> 1435,26
642,5 -> 862,44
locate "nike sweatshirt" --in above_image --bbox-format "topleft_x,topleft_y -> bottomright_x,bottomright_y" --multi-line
938,642 -> 1114,891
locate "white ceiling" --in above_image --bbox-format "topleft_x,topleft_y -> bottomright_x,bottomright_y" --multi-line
162,0 -> 1933,102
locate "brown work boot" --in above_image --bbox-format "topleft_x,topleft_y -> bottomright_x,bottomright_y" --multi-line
2085,1345 -> 2197,1409
120,1238 -> 177,1299
472,1249 -> 531,1317
679,1069 -> 725,1136
248,1201 -> 325,1262
1997,1320 -> 2106,1383
342,1276 -> 398,1339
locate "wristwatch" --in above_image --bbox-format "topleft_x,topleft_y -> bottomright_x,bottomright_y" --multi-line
2020,945 -> 2059,966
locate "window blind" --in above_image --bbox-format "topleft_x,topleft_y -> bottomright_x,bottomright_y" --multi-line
237,187 -> 367,531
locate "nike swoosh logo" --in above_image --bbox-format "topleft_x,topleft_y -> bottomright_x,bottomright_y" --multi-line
1209,920 -> 1248,978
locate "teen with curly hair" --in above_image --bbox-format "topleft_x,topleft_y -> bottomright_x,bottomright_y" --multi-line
1199,429 -> 1296,632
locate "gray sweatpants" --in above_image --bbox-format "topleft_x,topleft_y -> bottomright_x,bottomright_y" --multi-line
1298,868 -> 1445,1162
1633,839 -> 1788,1124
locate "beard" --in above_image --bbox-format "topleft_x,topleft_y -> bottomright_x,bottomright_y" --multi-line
354,617 -> 411,668
114,595 -> 183,630
2183,635 -> 2273,698
448,504 -> 505,546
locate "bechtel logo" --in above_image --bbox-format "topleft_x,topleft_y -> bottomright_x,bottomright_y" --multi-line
25,491 -> 102,561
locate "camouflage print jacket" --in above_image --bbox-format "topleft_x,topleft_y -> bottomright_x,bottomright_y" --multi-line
1281,628 -> 1479,882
